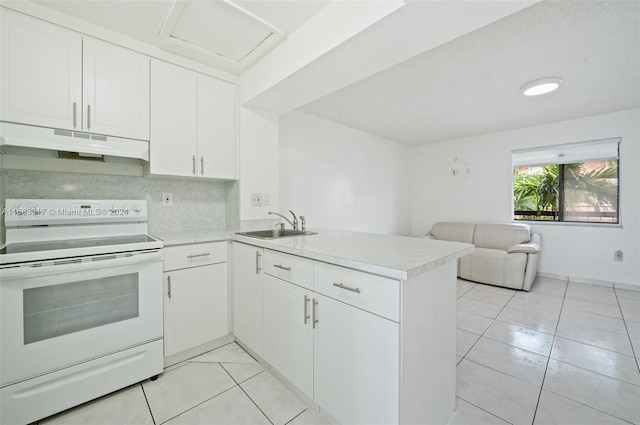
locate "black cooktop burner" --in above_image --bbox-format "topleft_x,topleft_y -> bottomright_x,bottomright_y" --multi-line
0,235 -> 156,255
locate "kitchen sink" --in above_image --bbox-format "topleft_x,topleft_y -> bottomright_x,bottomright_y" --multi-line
235,229 -> 317,239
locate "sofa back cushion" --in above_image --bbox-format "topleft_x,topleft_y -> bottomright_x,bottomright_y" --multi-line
430,222 -> 475,244
473,223 -> 531,250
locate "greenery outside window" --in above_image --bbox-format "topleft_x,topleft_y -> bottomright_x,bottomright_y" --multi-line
512,139 -> 620,224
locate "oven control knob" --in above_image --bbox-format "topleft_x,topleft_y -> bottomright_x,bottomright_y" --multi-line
132,204 -> 142,213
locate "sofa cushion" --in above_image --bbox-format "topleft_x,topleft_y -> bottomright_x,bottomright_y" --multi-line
459,248 -> 527,289
473,223 -> 531,251
429,222 -> 475,244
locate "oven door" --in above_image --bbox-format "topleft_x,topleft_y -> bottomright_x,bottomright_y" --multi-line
0,250 -> 163,387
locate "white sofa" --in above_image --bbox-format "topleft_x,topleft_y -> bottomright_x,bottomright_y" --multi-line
427,222 -> 540,291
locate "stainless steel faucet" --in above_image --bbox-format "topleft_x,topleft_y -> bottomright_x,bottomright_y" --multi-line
268,210 -> 298,230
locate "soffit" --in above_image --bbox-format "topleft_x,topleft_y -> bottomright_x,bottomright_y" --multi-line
298,0 -> 640,145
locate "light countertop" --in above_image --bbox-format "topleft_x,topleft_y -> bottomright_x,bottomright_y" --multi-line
231,228 -> 473,281
153,227 -> 473,281
151,228 -> 230,246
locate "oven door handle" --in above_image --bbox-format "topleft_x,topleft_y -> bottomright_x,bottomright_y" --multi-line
0,250 -> 163,280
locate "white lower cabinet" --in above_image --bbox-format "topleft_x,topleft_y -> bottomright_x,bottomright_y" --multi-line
257,246 -> 399,425
263,274 -> 314,398
313,293 -> 399,425
231,242 -> 264,356
163,242 -> 229,358
232,242 -> 457,424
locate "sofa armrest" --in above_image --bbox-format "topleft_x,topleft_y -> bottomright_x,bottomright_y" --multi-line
507,233 -> 541,254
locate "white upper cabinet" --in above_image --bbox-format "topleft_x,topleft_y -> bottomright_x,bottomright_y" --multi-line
0,9 -> 150,140
82,38 -> 150,140
197,74 -> 237,180
149,59 -> 237,179
1,9 -> 82,130
149,59 -> 198,177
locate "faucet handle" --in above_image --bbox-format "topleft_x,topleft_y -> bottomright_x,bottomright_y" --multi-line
289,210 -> 298,230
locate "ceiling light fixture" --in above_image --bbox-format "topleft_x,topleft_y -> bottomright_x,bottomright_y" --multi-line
521,77 -> 562,96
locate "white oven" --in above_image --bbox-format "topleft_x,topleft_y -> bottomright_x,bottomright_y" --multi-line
0,199 -> 164,425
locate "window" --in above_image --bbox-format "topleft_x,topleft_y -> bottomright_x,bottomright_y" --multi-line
512,138 -> 620,224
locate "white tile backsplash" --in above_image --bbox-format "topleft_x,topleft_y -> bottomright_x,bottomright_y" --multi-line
0,169 -> 239,243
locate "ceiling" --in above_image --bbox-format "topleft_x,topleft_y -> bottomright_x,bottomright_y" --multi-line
299,0 -> 640,145
32,0 -> 330,73
21,1 -> 640,145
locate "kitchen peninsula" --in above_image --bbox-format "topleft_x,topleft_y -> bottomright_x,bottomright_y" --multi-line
229,229 -> 473,425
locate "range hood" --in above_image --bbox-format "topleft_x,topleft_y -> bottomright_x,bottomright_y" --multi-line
0,122 -> 149,162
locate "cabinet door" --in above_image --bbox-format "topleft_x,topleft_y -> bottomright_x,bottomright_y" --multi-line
196,74 -> 237,179
231,243 -> 264,356
263,274 -> 314,398
83,37 -> 149,140
313,294 -> 399,425
164,263 -> 229,357
1,9 -> 81,130
150,59 -> 197,177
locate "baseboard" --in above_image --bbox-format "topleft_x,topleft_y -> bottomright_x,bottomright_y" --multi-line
536,272 -> 639,291
568,276 -> 613,288
614,281 -> 640,292
164,333 -> 235,368
536,272 -> 568,282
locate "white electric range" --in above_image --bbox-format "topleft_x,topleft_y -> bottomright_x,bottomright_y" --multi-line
0,199 -> 164,425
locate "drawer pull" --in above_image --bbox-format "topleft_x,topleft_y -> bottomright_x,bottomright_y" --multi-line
333,282 -> 361,293
312,298 -> 318,329
256,251 -> 261,274
187,253 -> 211,259
304,295 -> 310,324
274,264 -> 291,271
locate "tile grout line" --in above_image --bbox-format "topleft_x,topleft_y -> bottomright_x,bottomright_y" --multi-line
455,282 -> 525,425
139,382 -> 157,425
235,371 -> 276,425
614,286 -> 640,375
145,359 -> 247,425
458,286 -> 517,357
529,276 -> 568,425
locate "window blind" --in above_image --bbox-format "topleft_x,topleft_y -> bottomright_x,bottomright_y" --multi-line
512,138 -> 620,167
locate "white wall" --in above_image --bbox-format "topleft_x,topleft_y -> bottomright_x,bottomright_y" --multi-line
280,111 -> 411,235
411,109 -> 640,288
239,107 -> 280,220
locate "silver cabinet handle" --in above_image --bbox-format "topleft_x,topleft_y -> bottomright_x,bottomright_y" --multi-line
312,298 -> 318,328
274,264 -> 291,271
304,295 -> 310,324
200,156 -> 204,176
73,102 -> 77,128
192,155 -> 196,175
255,251 -> 261,275
87,104 -> 91,130
167,275 -> 172,299
187,253 -> 211,259
333,283 -> 361,293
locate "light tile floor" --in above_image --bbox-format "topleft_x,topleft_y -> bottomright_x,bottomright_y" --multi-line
37,277 -> 640,425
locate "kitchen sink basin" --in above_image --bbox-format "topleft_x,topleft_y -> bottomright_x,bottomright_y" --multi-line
235,229 -> 317,239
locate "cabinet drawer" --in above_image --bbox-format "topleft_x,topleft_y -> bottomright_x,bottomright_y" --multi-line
314,262 -> 399,321
263,250 -> 313,290
164,242 -> 227,271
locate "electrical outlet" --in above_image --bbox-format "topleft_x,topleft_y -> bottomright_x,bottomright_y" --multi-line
614,250 -> 623,261
251,193 -> 262,207
162,192 -> 173,206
